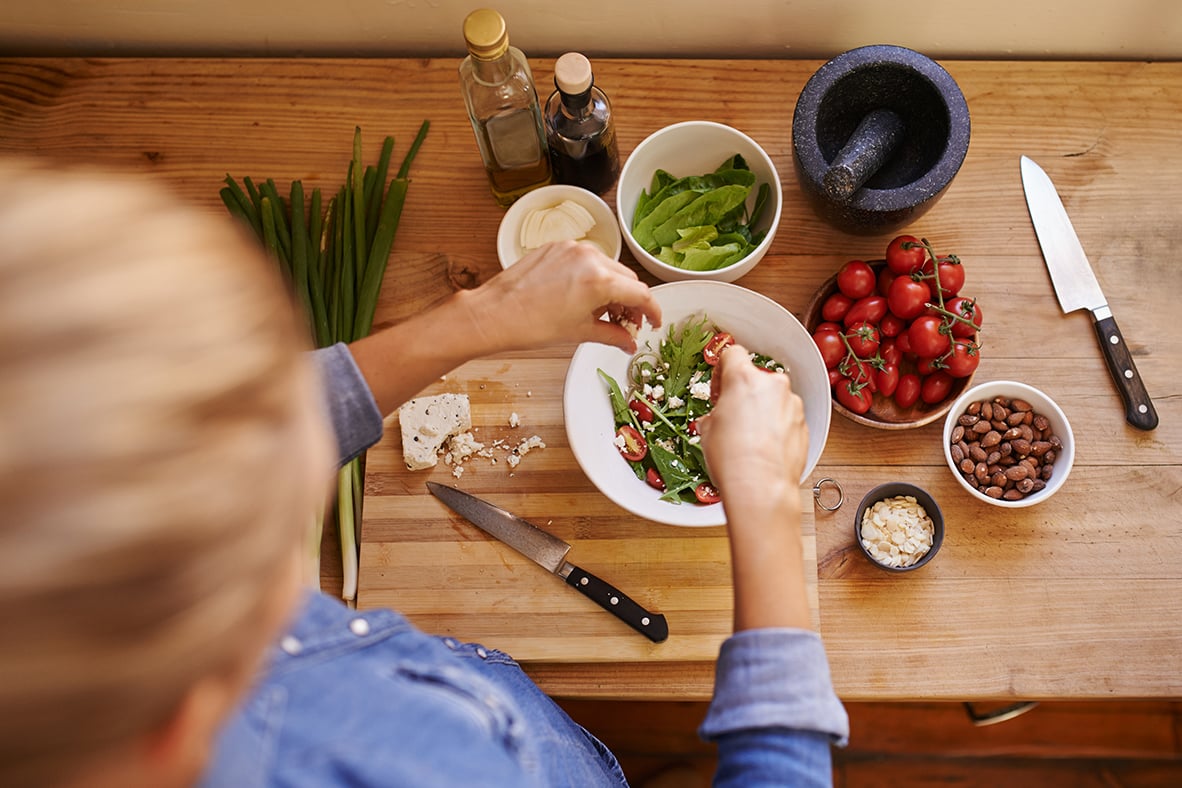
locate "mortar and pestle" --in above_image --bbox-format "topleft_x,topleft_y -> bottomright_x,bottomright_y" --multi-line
792,45 -> 970,234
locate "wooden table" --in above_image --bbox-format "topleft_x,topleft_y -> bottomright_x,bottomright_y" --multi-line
2,57 -> 1179,701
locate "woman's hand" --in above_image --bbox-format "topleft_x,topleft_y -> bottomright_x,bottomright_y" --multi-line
465,240 -> 662,354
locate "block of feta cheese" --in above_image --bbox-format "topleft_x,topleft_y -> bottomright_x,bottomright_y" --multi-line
397,394 -> 472,471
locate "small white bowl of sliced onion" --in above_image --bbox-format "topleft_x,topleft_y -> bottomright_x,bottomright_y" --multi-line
496,184 -> 622,269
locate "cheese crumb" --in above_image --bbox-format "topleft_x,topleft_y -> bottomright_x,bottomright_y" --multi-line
509,412 -> 520,428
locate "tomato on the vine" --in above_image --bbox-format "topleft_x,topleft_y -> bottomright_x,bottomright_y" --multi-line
929,258 -> 965,299
645,467 -> 666,491
887,275 -> 931,320
921,370 -> 955,404
843,295 -> 888,327
694,482 -> 722,504
844,321 -> 880,357
822,292 -> 853,323
874,363 -> 900,397
836,260 -> 876,299
835,378 -> 873,414
702,332 -> 735,366
944,341 -> 981,378
945,296 -> 983,338
917,355 -> 942,376
812,329 -> 847,369
894,373 -> 921,408
616,425 -> 647,461
886,234 -> 927,274
907,315 -> 951,359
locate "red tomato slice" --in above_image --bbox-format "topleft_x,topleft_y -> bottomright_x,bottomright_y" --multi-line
615,425 -> 647,461
628,398 -> 654,423
694,481 -> 722,504
645,467 -> 666,491
702,332 -> 735,366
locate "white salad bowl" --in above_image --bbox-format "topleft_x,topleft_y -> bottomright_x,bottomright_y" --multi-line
616,121 -> 782,284
563,280 -> 831,527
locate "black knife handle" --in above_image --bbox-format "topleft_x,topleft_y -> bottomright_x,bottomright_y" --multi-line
1094,314 -> 1158,431
564,564 -> 669,643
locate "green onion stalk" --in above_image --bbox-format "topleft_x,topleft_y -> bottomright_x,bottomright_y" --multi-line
220,121 -> 430,602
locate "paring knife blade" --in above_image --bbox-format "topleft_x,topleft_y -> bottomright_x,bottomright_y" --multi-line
1019,156 -> 1158,431
426,482 -> 669,643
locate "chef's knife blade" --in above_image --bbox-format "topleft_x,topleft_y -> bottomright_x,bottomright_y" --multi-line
1019,156 -> 1158,431
426,482 -> 669,642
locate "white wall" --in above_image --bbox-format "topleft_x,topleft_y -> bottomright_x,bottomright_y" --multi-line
2,0 -> 1180,59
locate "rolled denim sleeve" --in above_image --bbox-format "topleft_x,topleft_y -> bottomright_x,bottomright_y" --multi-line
310,343 -> 384,467
701,628 -> 849,785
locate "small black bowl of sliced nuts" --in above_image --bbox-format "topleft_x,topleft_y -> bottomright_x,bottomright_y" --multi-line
942,381 -> 1075,508
854,482 -> 944,572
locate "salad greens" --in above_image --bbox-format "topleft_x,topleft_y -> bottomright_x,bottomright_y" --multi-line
598,315 -> 785,505
632,155 -> 771,272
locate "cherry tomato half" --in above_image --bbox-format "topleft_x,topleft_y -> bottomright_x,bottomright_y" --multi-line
615,425 -> 647,462
894,373 -> 921,408
836,260 -> 877,300
645,467 -> 666,491
702,332 -> 735,366
628,398 -> 654,423
694,482 -> 722,504
687,418 -> 700,436
886,234 -> 927,274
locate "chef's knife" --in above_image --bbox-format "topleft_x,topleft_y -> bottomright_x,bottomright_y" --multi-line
1019,156 -> 1158,431
426,481 -> 669,642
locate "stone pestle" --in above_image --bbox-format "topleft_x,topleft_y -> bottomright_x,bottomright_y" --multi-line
821,109 -> 905,203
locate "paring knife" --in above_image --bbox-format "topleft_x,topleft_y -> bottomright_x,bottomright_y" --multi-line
426,482 -> 669,643
1019,156 -> 1158,431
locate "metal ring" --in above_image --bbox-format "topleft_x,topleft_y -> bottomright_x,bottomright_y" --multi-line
812,477 -> 844,511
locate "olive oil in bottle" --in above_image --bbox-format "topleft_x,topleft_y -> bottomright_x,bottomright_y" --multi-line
459,8 -> 552,207
544,52 -> 619,195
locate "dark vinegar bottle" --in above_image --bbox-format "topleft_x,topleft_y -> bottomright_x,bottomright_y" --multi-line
544,52 -> 619,196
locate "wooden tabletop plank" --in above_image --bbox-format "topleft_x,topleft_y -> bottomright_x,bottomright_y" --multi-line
1,57 -> 1179,700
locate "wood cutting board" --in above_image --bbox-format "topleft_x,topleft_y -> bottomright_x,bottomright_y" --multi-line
357,353 -> 818,663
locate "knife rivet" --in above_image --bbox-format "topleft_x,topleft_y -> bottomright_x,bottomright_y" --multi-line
579,577 -> 589,586
1125,369 -> 1134,379
642,617 -> 650,626
610,596 -> 619,606
1139,405 -> 1148,414
1110,335 -> 1120,345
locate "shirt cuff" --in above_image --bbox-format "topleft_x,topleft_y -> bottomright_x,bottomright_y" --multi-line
311,343 -> 384,467
700,628 -> 849,746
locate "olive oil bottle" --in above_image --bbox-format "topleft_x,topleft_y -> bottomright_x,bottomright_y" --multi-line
544,52 -> 619,195
459,8 -> 552,207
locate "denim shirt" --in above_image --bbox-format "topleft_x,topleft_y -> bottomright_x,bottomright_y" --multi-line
201,344 -> 848,787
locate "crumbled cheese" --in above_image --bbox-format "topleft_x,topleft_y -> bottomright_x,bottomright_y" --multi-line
509,412 -> 520,428
651,384 -> 665,401
452,465 -> 464,479
667,395 -> 685,409
445,431 -> 484,466
516,435 -> 545,456
642,383 -> 653,397
397,394 -> 471,471
859,495 -> 935,568
507,454 -> 521,469
689,381 -> 712,401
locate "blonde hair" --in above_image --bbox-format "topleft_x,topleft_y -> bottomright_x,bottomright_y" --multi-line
0,160 -> 324,786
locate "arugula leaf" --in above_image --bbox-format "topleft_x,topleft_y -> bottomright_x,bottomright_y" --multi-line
598,368 -> 633,427
648,441 -> 698,503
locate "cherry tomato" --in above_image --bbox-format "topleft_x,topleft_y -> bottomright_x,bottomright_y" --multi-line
877,266 -> 899,297
925,258 -> 965,299
615,425 -> 647,462
815,321 -> 843,334
694,482 -> 722,504
844,321 -> 880,357
921,370 -> 955,404
822,292 -> 853,323
895,330 -> 913,356
879,313 -> 906,338
702,332 -> 735,366
887,275 -> 932,320
628,398 -> 654,423
839,355 -> 876,391
687,418 -> 700,436
645,467 -> 666,491
835,378 -> 873,414
894,373 -> 921,408
907,315 -> 951,359
886,234 -> 927,274
874,363 -> 900,397
827,368 -> 845,387
879,337 -> 902,366
945,296 -> 983,338
843,295 -> 888,327
812,329 -> 848,369
917,355 -> 942,376
836,260 -> 876,299
944,341 -> 981,378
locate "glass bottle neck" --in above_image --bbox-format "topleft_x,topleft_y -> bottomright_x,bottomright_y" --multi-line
559,88 -> 594,118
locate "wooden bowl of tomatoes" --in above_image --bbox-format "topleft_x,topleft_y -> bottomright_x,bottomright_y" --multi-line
804,235 -> 983,430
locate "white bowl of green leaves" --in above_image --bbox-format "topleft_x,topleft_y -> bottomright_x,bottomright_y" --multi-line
616,121 -> 782,283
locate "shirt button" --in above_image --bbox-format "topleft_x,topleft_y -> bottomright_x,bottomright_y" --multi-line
476,647 -> 488,659
349,618 -> 370,637
280,635 -> 303,656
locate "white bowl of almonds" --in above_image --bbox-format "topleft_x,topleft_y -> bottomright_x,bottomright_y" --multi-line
496,184 -> 622,268
854,482 -> 944,571
942,380 -> 1075,508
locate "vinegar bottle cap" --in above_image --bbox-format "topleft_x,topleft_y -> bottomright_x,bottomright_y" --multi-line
554,52 -> 593,94
463,8 -> 509,60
